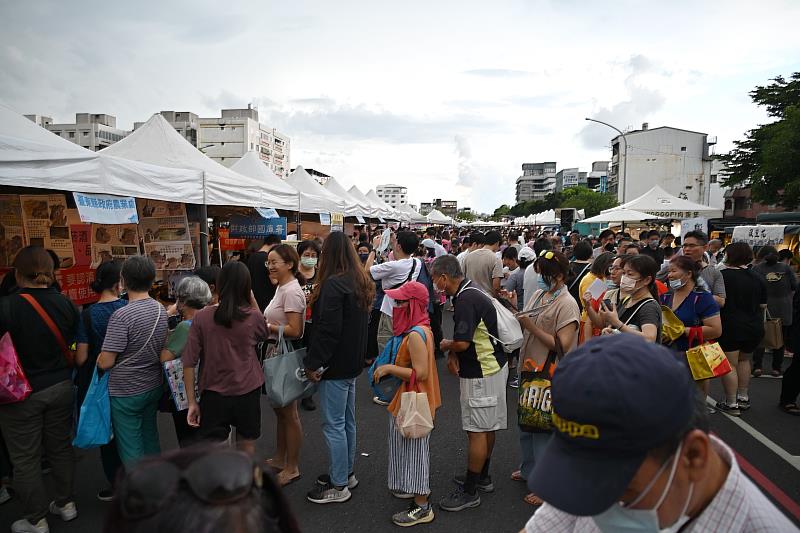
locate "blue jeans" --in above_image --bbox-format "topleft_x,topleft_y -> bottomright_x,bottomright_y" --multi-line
520,431 -> 552,481
319,379 -> 357,487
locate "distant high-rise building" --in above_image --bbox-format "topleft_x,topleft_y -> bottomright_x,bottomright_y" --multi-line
516,162 -> 557,203
35,113 -> 129,151
376,184 -> 408,209
419,198 -> 457,217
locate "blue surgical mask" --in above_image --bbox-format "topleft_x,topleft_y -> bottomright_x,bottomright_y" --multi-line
537,276 -> 552,291
592,442 -> 693,533
606,279 -> 618,290
669,278 -> 685,291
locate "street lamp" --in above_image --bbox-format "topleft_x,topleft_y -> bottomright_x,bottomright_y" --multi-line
585,118 -> 628,204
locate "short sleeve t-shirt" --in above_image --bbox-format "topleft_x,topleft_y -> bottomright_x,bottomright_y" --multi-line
699,264 -> 726,299
76,299 -> 128,365
520,288 -> 580,365
370,258 -> 422,317
102,298 -> 168,397
720,268 -> 767,344
661,289 -> 720,351
164,320 -> 192,359
463,249 -> 503,295
263,278 -> 306,339
452,280 -> 507,379
618,297 -> 662,342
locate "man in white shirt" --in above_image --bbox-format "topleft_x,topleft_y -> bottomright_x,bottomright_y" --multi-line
366,230 -> 422,354
522,334 -> 794,533
522,239 -> 552,308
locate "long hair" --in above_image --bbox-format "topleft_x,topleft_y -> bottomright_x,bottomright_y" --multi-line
214,261 -> 252,328
310,232 -> 375,311
268,245 -> 306,285
13,246 -> 55,286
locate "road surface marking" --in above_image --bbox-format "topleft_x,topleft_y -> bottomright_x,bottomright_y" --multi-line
732,448 -> 800,522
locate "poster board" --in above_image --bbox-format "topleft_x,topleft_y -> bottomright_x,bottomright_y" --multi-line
138,200 -> 195,270
19,194 -> 75,268
0,195 -> 25,267
731,225 -> 786,247
91,224 -> 141,267
680,217 -> 708,241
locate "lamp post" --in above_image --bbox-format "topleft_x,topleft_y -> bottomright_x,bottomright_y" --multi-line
585,118 -> 628,204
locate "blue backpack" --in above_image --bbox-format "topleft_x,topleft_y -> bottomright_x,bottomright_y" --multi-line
369,326 -> 427,403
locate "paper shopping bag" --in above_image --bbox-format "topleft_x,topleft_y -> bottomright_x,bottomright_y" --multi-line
395,371 -> 434,439
685,327 -> 731,381
761,312 -> 783,350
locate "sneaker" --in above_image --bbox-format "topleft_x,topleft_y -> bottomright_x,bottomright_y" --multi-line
452,474 -> 494,493
372,396 -> 390,406
392,501 -> 435,527
0,485 -> 11,505
716,402 -> 741,417
307,482 -> 352,504
391,490 -> 416,499
509,376 -> 519,389
316,472 -> 359,490
301,396 -> 316,411
48,501 -> 77,522
439,488 -> 480,512
707,405 -> 717,414
11,518 -> 49,533
97,488 -> 115,502
737,397 -> 751,411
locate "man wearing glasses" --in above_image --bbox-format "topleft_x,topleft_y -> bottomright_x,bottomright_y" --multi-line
682,231 -> 726,308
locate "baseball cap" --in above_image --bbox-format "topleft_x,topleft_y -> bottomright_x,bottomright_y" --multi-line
518,247 -> 535,261
384,280 -> 429,305
528,334 -> 695,516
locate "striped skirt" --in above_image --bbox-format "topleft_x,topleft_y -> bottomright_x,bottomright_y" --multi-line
387,414 -> 431,495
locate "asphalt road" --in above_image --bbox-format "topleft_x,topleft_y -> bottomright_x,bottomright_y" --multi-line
2,312 -> 799,532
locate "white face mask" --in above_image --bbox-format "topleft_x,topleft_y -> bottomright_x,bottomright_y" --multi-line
592,442 -> 693,533
619,274 -> 638,294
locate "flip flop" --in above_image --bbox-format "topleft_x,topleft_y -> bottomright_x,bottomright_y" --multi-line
780,403 -> 800,416
277,471 -> 302,487
510,470 -> 524,482
524,493 -> 543,506
264,458 -> 285,471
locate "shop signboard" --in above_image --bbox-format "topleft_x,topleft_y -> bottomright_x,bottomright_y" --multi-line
73,192 -> 139,224
229,215 -> 287,240
331,212 -> 344,232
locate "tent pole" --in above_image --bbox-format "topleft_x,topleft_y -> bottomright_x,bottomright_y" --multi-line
200,171 -> 209,266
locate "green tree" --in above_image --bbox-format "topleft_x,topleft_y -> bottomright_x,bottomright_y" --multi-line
457,209 -> 477,222
721,73 -> 800,208
559,187 -> 618,217
492,204 -> 511,220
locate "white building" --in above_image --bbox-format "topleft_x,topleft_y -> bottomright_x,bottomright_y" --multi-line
34,113 -> 129,151
556,168 -> 581,190
376,184 -> 408,208
588,161 -> 610,192
609,124 -> 722,206
140,106 -> 291,178
516,162 -> 557,202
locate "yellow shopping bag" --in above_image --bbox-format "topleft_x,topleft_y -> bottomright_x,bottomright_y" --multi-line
685,327 -> 731,381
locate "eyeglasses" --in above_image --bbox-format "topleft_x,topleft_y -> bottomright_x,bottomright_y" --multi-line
539,250 -> 554,260
265,260 -> 286,268
118,450 -> 262,519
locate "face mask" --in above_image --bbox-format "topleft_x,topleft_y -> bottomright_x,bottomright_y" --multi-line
619,275 -> 638,293
606,279 -> 618,290
301,257 -> 318,268
592,442 -> 693,533
649,240 -> 659,249
537,276 -> 552,291
669,278 -> 685,290
359,253 -> 370,263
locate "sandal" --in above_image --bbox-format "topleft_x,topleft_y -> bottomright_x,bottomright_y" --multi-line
752,368 -> 763,377
524,493 -> 544,506
511,470 -> 524,482
264,458 -> 285,471
780,403 -> 800,416
277,470 -> 302,486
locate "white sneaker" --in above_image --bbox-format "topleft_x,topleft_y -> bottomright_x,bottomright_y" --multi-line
0,485 -> 11,504
10,518 -> 49,533
48,501 -> 77,522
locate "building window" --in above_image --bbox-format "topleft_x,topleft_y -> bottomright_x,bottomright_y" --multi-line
69,131 -> 75,138
710,174 -> 717,183
680,146 -> 687,152
82,131 -> 89,137
52,131 -> 61,135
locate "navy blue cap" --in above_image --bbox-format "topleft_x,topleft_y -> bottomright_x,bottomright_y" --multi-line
527,334 -> 695,516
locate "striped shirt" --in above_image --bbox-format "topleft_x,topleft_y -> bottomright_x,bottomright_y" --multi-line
102,298 -> 168,397
524,435 -> 796,533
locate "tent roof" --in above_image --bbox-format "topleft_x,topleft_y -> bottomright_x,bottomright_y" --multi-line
347,186 -> 381,218
0,103 -> 200,203
427,209 -> 451,224
615,185 -> 723,218
286,166 -> 346,214
397,203 -> 427,224
582,208 -> 661,223
103,114 -> 286,208
323,177 -> 371,217
365,189 -> 397,219
228,151 -> 298,211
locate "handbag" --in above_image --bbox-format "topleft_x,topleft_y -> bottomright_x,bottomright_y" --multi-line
661,305 -> 685,343
20,293 -> 76,367
262,326 -> 317,408
685,326 -> 732,381
761,309 -> 783,350
517,338 -> 562,433
0,332 -> 32,404
72,365 -> 112,448
395,370 -> 434,439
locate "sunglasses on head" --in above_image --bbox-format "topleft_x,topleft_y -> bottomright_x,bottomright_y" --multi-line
119,450 -> 263,520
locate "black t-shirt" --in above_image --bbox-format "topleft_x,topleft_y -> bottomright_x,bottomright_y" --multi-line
0,287 -> 79,392
641,246 -> 665,265
618,297 -> 662,343
452,280 -> 507,379
719,268 -> 767,343
247,250 -> 276,312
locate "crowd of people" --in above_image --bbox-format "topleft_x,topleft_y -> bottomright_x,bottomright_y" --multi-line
0,223 -> 797,532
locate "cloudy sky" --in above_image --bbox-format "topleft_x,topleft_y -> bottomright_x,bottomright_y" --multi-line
2,0 -> 799,212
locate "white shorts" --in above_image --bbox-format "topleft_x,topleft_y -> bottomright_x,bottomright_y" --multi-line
459,364 -> 509,432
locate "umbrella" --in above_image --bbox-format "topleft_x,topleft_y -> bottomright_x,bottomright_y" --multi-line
582,208 -> 661,223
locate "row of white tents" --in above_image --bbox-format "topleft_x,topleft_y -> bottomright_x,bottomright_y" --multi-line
0,104 -> 449,224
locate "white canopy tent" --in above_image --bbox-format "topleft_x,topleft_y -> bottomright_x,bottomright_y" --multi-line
397,203 -> 428,224
0,103 -> 200,202
323,177 -> 371,218
286,166 -> 347,215
426,209 -> 451,225
103,114 -> 288,208
615,185 -> 723,219
366,189 -> 398,220
582,208 -> 661,224
228,151 -> 299,211
347,186 -> 378,218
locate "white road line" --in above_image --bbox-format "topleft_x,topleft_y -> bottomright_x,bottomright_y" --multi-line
707,397 -> 800,471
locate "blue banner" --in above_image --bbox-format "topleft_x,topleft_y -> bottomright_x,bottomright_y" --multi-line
229,215 -> 287,239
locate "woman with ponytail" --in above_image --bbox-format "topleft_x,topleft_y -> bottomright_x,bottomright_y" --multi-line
752,245 -> 797,376
262,244 -> 307,486
75,259 -> 125,501
597,254 -> 663,343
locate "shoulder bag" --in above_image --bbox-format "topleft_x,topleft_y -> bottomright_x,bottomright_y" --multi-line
262,326 -> 316,407
518,336 -> 564,433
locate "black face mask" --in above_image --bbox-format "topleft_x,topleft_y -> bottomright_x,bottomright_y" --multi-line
359,253 -> 370,263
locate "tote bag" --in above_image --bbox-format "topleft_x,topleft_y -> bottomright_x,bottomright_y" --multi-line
0,332 -> 32,404
761,310 -> 783,350
685,327 -> 732,381
517,338 -> 562,433
72,365 -> 112,448
262,327 -> 316,408
395,370 -> 434,439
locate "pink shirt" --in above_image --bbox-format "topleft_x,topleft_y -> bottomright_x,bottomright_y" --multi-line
263,278 -> 306,339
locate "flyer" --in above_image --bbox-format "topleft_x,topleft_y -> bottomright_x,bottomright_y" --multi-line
138,200 -> 195,270
91,224 -> 140,267
0,195 -> 25,267
19,194 -> 75,269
